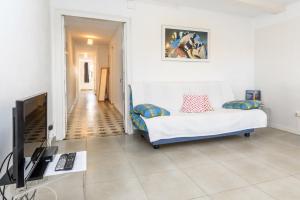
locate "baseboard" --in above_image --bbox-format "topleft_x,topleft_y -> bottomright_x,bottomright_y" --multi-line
270,123 -> 300,135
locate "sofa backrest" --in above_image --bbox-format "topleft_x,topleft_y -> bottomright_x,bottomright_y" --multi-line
130,81 -> 235,113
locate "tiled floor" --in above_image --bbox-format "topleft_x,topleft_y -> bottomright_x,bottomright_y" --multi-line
66,91 -> 124,140
33,127 -> 300,200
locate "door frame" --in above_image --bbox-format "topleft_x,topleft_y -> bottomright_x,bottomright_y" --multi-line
51,9 -> 131,140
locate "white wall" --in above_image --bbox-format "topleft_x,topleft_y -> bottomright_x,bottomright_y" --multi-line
109,25 -> 124,115
0,0 -> 51,161
254,2 -> 300,134
66,30 -> 78,113
51,0 -> 255,100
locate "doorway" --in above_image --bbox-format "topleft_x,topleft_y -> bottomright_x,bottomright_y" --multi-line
62,15 -> 126,140
79,59 -> 95,91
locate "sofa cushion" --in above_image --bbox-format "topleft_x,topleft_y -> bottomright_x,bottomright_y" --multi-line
131,112 -> 148,131
223,100 -> 261,110
134,104 -> 170,118
181,95 -> 213,113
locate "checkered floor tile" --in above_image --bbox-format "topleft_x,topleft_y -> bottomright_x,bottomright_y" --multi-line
66,91 -> 124,140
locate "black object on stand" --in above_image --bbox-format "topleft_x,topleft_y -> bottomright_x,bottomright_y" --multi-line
0,146 -> 58,187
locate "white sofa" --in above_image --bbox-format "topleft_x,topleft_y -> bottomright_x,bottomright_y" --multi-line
130,81 -> 267,148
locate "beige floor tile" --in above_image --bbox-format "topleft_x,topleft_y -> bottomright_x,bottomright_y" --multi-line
292,173 -> 300,181
40,175 -> 85,200
275,133 -> 300,147
191,139 -> 226,152
50,124 -> 300,199
257,177 -> 300,200
162,145 -> 214,168
37,174 -> 85,200
220,137 -> 263,155
56,139 -> 87,153
271,147 -> 300,161
200,144 -> 246,162
183,163 -> 249,195
123,141 -> 161,157
254,128 -> 288,138
86,162 -> 136,184
139,169 -> 205,200
249,151 -> 300,175
118,132 -> 147,147
87,150 -> 129,169
87,136 -> 124,153
250,138 -> 297,154
36,190 -> 58,200
192,197 -> 211,200
128,153 -> 177,176
221,158 -> 287,184
210,186 -> 274,200
86,178 -> 147,200
46,172 -> 84,189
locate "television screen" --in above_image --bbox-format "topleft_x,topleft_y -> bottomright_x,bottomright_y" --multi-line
23,94 -> 47,153
13,93 -> 47,188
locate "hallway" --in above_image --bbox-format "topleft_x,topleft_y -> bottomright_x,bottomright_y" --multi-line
66,91 -> 124,140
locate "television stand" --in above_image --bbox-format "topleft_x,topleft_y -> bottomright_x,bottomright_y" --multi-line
0,146 -> 58,186
27,159 -> 49,181
1,151 -> 86,199
0,158 -> 50,187
28,146 -> 58,181
32,146 -> 58,163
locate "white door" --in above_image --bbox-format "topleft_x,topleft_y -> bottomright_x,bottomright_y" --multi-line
79,60 -> 94,90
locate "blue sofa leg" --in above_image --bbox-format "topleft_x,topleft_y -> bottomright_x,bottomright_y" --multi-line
153,145 -> 160,149
244,132 -> 251,137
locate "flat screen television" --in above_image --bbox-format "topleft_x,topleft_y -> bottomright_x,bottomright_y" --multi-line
13,93 -> 47,188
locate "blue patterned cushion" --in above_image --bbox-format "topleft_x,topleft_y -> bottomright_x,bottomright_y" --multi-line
130,113 -> 148,132
223,100 -> 261,110
129,85 -> 148,132
129,85 -> 134,114
134,104 -> 170,118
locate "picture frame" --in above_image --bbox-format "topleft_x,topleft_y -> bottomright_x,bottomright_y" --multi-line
245,90 -> 261,101
162,25 -> 210,62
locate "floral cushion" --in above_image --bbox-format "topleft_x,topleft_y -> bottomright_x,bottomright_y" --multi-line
223,100 -> 261,110
181,95 -> 213,113
134,104 -> 170,118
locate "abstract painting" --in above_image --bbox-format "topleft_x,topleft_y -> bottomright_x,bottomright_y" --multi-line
162,25 -> 209,61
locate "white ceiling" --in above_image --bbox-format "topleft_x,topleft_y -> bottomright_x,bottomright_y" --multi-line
65,16 -> 122,45
136,0 -> 300,17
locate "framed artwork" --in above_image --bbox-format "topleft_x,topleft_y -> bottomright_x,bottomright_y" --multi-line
162,25 -> 210,62
246,90 -> 261,101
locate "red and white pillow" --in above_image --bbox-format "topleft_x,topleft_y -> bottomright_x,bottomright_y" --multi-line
181,95 -> 214,113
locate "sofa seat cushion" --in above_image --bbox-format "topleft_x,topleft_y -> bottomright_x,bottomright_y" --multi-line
134,104 -> 170,118
141,108 -> 267,142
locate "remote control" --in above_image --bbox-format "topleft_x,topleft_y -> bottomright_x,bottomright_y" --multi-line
55,154 -> 68,171
55,152 -> 76,171
64,152 -> 76,170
